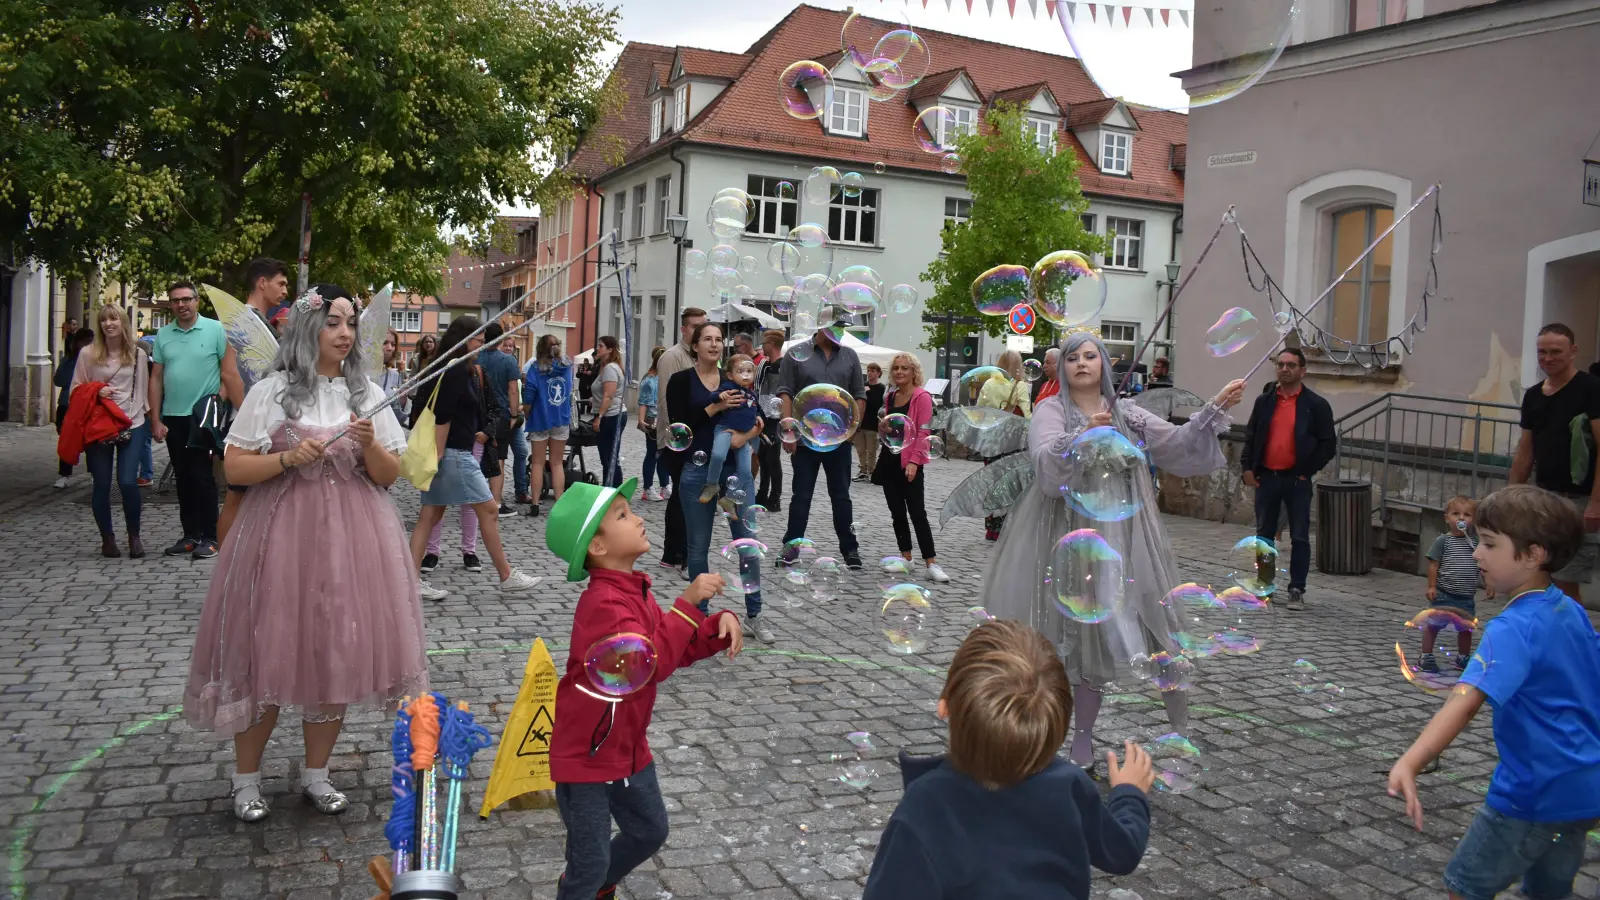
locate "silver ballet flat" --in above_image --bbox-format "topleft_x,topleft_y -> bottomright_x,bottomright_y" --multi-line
233,793 -> 270,823
302,785 -> 348,814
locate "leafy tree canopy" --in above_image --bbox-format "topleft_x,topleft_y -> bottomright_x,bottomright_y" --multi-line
0,0 -> 619,295
920,103 -> 1109,346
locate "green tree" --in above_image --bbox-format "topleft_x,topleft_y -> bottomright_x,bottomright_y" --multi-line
0,0 -> 618,294
920,103 -> 1109,346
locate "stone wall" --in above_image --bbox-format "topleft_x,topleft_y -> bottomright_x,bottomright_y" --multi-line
7,362 -> 48,425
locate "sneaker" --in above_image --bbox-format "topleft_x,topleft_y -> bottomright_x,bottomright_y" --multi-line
462,553 -> 482,572
1282,588 -> 1306,610
746,616 -> 777,644
1419,652 -> 1439,674
843,553 -> 863,570
515,494 -> 532,505
53,476 -> 69,489
698,485 -> 719,504
926,563 -> 951,583
777,546 -> 798,569
136,477 -> 153,488
164,537 -> 198,557
500,569 -> 542,593
854,472 -> 870,482
647,488 -> 664,502
420,553 -> 439,573
418,580 -> 448,601
497,504 -> 515,518
191,540 -> 219,560
658,559 -> 677,569
1453,654 -> 1468,671
661,484 -> 673,499
526,504 -> 541,518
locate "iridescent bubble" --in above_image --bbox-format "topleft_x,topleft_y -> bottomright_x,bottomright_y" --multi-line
724,475 -> 740,493
1205,307 -> 1261,357
1152,732 -> 1201,759
1149,651 -> 1194,692
1162,582 -> 1222,611
719,537 -> 767,595
793,384 -> 858,449
926,434 -> 946,459
940,153 -> 962,175
692,450 -> 708,467
873,161 -> 887,175
879,413 -> 911,454
887,284 -> 917,314
955,366 -> 1016,429
1064,426 -> 1146,522
880,583 -> 934,655
709,243 -> 739,269
741,504 -> 767,535
791,221 -> 829,249
784,537 -> 819,569
1288,658 -> 1320,693
770,285 -> 795,316
707,196 -> 749,241
767,242 -> 801,276
1022,359 -> 1044,383
712,266 -> 740,292
1213,627 -> 1261,655
684,249 -> 708,278
836,265 -> 883,294
760,395 -> 783,418
1273,310 -> 1294,334
971,264 -> 1032,316
1216,585 -> 1268,610
865,62 -> 902,102
778,569 -> 811,608
873,29 -> 930,89
913,106 -> 955,154
881,556 -> 911,575
584,633 -> 657,697
1050,529 -> 1124,624
737,255 -> 759,278
968,606 -> 996,626
1227,536 -> 1279,597
1031,250 -> 1106,328
841,171 -> 866,198
777,417 -> 803,444
789,340 -> 812,363
846,730 -> 874,751
665,423 -> 693,452
778,60 -> 834,120
1155,764 -> 1198,794
838,760 -> 873,789
827,282 -> 880,315
811,556 -> 843,602
805,168 -> 839,205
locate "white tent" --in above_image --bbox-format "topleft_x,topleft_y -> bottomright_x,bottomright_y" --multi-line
706,302 -> 785,330
780,331 -> 904,371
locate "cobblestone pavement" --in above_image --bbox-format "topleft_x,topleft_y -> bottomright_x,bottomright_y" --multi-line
3,422 -> 1598,900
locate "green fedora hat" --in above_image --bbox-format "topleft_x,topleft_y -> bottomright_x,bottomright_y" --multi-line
544,477 -> 639,582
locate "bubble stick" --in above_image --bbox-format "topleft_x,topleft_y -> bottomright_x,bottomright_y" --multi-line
384,701 -> 416,875
1114,208 -> 1236,395
408,694 -> 441,870
439,700 -> 493,873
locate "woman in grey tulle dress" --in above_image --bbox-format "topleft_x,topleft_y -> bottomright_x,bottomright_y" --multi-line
979,332 -> 1245,770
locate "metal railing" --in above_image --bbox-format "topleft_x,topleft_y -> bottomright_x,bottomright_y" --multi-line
1332,392 -> 1521,520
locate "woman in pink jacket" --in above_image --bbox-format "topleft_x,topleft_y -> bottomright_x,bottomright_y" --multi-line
871,352 -> 949,583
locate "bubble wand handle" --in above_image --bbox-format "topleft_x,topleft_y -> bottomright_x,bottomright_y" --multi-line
1238,184 -> 1440,385
1115,209 -> 1236,395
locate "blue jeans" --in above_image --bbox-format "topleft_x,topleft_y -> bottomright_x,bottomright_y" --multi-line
596,413 -> 625,488
641,437 -> 670,491
783,443 -> 858,557
85,422 -> 148,536
1444,803 -> 1599,900
677,452 -> 761,618
704,425 -> 744,495
510,426 -> 530,498
1253,471 -> 1312,591
137,429 -> 153,480
554,762 -> 669,900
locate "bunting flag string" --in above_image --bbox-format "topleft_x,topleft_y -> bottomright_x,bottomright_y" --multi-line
881,0 -> 1194,24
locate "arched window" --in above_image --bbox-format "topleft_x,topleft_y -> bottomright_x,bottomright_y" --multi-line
1328,204 -> 1395,345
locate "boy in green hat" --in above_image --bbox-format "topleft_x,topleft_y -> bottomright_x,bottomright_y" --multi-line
544,476 -> 742,900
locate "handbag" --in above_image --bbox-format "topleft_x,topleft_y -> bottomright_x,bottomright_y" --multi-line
188,392 -> 234,453
400,378 -> 445,490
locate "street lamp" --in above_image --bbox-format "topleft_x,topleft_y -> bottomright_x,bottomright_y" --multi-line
666,214 -> 690,245
1165,261 -> 1181,283
1156,262 -> 1182,373
666,214 -> 692,330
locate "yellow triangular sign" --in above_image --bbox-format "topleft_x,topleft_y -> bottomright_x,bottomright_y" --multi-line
479,637 -> 559,817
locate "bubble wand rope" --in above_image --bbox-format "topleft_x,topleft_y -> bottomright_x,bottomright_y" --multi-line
385,702 -> 417,875
439,700 -> 492,874
1236,184 -> 1440,385
407,694 -> 442,871
1115,208 -> 1237,395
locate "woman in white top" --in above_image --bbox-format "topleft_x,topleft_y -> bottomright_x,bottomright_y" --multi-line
182,284 -> 428,824
593,334 -> 627,487
70,305 -> 149,558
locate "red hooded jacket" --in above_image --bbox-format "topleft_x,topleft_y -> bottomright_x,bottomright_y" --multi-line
57,382 -> 132,465
551,567 -> 733,784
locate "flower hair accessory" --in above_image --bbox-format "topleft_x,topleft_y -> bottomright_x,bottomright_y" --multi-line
296,289 -> 324,312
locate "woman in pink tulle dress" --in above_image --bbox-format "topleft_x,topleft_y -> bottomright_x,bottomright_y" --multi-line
183,284 -> 428,823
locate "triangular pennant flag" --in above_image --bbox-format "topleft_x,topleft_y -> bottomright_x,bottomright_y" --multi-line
1178,8 -> 1189,26
1027,0 -> 1038,17
985,0 -> 995,13
1123,5 -> 1133,26
1087,3 -> 1096,21
1103,4 -> 1113,24
1007,0 -> 1017,16
1160,7 -> 1169,25
965,0 -> 973,11
1144,6 -> 1154,25
1047,0 -> 1058,18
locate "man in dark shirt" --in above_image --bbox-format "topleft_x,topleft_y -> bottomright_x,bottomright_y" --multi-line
1510,322 -> 1600,601
478,323 -> 525,516
779,321 -> 866,569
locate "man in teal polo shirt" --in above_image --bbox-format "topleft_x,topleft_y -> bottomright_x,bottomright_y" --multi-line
148,281 -> 244,560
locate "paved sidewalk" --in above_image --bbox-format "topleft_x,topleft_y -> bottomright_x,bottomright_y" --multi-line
1,424 -> 1595,899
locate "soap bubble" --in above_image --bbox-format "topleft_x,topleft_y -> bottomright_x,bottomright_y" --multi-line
873,161 -> 887,175
837,760 -> 873,789
1148,651 -> 1194,691
791,220 -> 829,248
779,61 -> 834,120
913,106 -> 955,154
840,171 -> 866,198
880,583 -> 934,654
847,730 -> 874,751
1213,627 -> 1262,655
1056,0 -> 1298,113
827,282 -> 880,315
955,366 -> 1016,429
1273,310 -> 1295,334
777,569 -> 811,608
1164,583 -> 1225,659
709,243 -> 738,269
811,556 -> 844,602
777,417 -> 802,444
874,29 -> 931,89
665,423 -> 693,452
927,434 -> 946,459
887,284 -> 917,314
741,504 -> 767,535
1227,536 -> 1279,597
940,153 -> 962,175
692,450 -> 708,467
784,537 -> 819,569
972,264 -> 1032,316
1022,359 -> 1044,383
770,286 -> 795,316
789,340 -> 812,363
1205,307 -> 1262,357
1288,658 -> 1320,693
764,243 -> 801,278
684,249 -> 708,278
879,413 -> 911,454
968,606 -> 996,627
724,475 -> 740,494
760,395 -> 783,418
793,384 -> 858,449
1151,732 -> 1202,794
1395,609 -> 1478,694
881,556 -> 911,576
837,265 -> 883,294
1216,585 -> 1268,610
718,538 -> 767,595
804,167 -> 839,205
584,633 -> 657,697
1051,529 -> 1123,624
1063,426 -> 1146,522
1031,250 -> 1106,328
707,196 -> 749,241
737,255 -> 759,278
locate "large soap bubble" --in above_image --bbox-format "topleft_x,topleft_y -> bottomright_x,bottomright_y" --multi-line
880,583 -> 934,654
954,366 -> 1016,429
1055,0 -> 1298,113
778,61 -> 834,121
972,264 -> 1031,316
1227,536 -> 1279,597
1064,426 -> 1146,522
1051,529 -> 1124,624
1031,250 -> 1106,328
913,106 -> 956,154
1205,307 -> 1261,357
804,168 -> 840,205
792,384 -> 858,449
584,633 -> 657,697
718,538 -> 767,595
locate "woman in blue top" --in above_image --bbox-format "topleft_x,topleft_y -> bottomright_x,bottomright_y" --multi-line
521,334 -> 574,518
636,345 -> 672,502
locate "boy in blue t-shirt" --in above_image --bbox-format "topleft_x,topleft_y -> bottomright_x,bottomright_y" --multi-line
698,355 -> 763,504
1388,484 -> 1600,900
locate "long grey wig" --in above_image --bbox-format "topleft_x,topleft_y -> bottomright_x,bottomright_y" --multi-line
1055,330 -> 1133,435
270,283 -> 374,420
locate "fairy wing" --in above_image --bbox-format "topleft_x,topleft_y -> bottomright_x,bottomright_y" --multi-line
202,282 -> 277,392
942,409 -> 1030,459
360,283 -> 393,382
939,451 -> 1035,528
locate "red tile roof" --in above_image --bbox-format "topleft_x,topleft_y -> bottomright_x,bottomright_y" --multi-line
438,216 -> 538,309
905,68 -> 973,104
1171,143 -> 1187,171
1065,97 -> 1119,128
988,82 -> 1053,108
568,42 -> 678,181
676,48 -> 753,82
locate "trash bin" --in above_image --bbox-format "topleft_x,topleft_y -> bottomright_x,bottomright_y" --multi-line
1316,479 -> 1373,575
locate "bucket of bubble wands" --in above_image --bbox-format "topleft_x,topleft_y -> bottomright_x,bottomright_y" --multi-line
368,693 -> 492,900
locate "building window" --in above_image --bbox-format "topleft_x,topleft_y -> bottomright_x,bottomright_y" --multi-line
1081,213 -> 1096,233
943,197 -> 972,231
1102,321 -> 1138,366
1328,204 -> 1394,345
437,311 -> 451,328
1347,0 -> 1407,32
650,98 -> 663,143
674,84 -> 688,130
747,175 -> 800,237
828,187 -> 879,246
1027,117 -> 1057,154
392,310 -> 422,332
653,176 -> 672,234
607,297 -> 622,346
1101,131 -> 1132,175
828,87 -> 865,137
1106,217 -> 1143,270
651,295 -> 668,353
612,195 -> 624,239
631,185 -> 646,239
941,106 -> 977,150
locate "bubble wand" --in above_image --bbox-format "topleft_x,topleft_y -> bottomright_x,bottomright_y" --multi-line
439,700 -> 492,873
407,694 -> 442,871
385,701 -> 417,875
1114,207 -> 1236,395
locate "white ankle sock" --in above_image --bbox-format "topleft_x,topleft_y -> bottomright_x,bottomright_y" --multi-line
232,771 -> 262,804
299,766 -> 334,792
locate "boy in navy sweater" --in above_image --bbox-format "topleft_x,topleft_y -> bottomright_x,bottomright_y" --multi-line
863,620 -> 1154,900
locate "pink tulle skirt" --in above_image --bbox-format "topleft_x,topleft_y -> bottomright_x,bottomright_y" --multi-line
183,422 -> 429,736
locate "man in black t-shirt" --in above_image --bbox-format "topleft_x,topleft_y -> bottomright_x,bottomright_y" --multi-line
1511,322 -> 1600,600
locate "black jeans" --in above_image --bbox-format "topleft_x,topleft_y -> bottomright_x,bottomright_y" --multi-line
660,450 -> 686,566
554,762 -> 669,899
596,413 -> 625,488
783,443 -> 858,556
1253,471 -> 1312,591
163,415 -> 218,542
85,423 -> 147,536
881,464 -> 935,560
756,426 -> 783,507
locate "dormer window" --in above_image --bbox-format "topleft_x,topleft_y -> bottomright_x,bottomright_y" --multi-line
674,84 -> 688,130
650,97 -> 663,142
940,106 -> 977,150
1101,131 -> 1131,175
1026,117 -> 1058,154
829,87 -> 866,137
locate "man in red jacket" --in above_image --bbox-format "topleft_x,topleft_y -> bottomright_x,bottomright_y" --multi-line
544,477 -> 743,900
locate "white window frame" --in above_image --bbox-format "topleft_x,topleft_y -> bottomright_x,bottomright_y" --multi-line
650,98 -> 663,143
943,197 -> 972,230
653,176 -> 672,234
1026,117 -> 1058,154
391,310 -> 422,332
1102,321 -> 1139,365
651,295 -> 668,353
828,187 -> 879,247
631,185 -> 646,239
941,105 -> 977,150
673,84 -> 688,131
612,194 -> 625,240
437,311 -> 451,328
1106,216 -> 1144,270
828,87 -> 866,137
1101,131 -> 1132,175
747,175 -> 800,238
